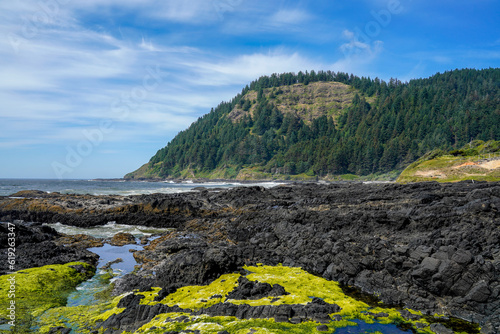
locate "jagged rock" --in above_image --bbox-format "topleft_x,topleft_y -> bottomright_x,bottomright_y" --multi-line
429,323 -> 454,334
451,249 -> 473,266
466,281 -> 491,303
0,222 -> 98,274
48,327 -> 71,334
102,258 -> 124,270
226,276 -> 289,300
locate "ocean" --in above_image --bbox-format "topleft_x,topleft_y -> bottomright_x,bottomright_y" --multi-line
0,178 -> 281,197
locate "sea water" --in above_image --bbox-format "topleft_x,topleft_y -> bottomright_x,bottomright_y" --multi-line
45,221 -> 173,239
0,179 -> 281,196
48,223 -> 172,307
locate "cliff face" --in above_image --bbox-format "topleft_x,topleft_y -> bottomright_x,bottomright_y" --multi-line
2,182 -> 500,332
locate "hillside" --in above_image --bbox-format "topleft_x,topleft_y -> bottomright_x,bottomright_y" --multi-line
126,68 -> 500,180
227,81 -> 371,125
397,140 -> 500,183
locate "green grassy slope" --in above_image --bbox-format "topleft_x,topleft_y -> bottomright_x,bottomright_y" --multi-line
397,140 -> 500,183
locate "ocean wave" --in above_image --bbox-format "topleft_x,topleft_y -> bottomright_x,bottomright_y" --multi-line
44,222 -> 173,239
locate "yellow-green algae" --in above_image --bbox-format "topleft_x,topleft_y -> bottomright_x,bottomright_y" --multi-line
3,263 -> 476,333
35,269 -> 129,333
140,274 -> 240,310
0,261 -> 94,332
132,265 -> 451,334
135,313 -> 357,333
232,264 -> 369,315
0,263 -> 132,334
37,293 -> 126,334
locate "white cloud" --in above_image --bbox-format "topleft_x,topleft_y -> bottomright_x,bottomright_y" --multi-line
268,9 -> 312,27
182,50 -> 321,86
139,37 -> 157,52
70,0 -> 238,24
220,5 -> 318,36
339,29 -> 384,60
432,56 -> 452,64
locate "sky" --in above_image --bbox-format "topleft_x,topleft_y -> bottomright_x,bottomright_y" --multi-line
0,0 -> 499,179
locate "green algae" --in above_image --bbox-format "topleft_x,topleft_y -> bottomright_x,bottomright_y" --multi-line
36,271 -> 129,333
145,274 -> 240,310
424,315 -> 481,334
135,312 -> 193,332
92,268 -> 118,301
0,262 -> 95,331
0,262 -> 134,334
4,263 -> 481,334
135,313 -> 357,334
37,293 -> 126,334
132,265 -> 480,334
233,264 -> 370,317
136,287 -> 162,305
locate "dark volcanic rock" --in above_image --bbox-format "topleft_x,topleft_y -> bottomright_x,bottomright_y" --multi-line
48,327 -> 72,334
0,222 -> 98,274
1,182 -> 499,332
226,276 -> 289,300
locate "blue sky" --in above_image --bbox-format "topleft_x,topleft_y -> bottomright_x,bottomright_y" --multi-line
1,0 -> 499,179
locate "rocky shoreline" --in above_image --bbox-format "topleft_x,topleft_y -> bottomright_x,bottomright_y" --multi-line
1,181 -> 499,333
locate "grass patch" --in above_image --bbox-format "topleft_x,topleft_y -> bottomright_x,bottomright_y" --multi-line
398,141 -> 500,183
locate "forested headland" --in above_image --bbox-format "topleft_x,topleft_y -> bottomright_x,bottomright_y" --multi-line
126,68 -> 500,180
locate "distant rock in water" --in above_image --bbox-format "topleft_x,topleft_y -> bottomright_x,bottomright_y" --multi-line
109,232 -> 136,246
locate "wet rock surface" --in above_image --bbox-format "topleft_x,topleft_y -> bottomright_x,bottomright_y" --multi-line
0,221 -> 99,274
1,181 -> 500,332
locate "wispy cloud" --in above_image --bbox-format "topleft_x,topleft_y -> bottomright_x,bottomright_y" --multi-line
0,0 -> 321,155
268,9 -> 312,27
339,29 -> 384,60
181,50 -> 322,86
71,0 -> 238,24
